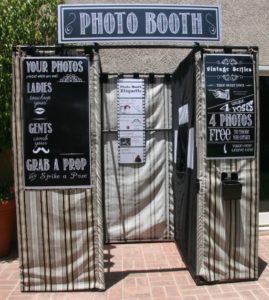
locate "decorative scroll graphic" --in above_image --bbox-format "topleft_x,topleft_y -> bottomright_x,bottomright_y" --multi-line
204,54 -> 256,159
59,74 -> 83,82
58,4 -> 220,43
117,79 -> 145,164
216,58 -> 238,65
23,57 -> 91,188
219,74 -> 243,81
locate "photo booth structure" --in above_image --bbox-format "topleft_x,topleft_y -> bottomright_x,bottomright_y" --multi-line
12,45 -> 259,291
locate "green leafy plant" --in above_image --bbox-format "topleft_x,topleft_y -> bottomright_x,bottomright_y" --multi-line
0,185 -> 15,203
0,0 -> 61,149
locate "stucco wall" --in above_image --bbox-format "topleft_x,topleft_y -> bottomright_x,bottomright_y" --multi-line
64,0 -> 269,72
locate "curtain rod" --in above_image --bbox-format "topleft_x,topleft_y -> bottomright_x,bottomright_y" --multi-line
101,72 -> 170,76
13,44 -> 259,52
93,44 -> 258,51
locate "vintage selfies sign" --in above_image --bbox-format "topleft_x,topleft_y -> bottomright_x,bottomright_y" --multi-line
204,54 -> 256,159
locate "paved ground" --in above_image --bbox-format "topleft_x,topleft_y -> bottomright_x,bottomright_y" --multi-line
0,233 -> 268,300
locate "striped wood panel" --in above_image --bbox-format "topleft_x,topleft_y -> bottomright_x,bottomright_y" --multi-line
195,52 -> 259,282
12,49 -> 104,291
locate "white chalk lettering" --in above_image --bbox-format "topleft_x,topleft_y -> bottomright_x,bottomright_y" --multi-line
28,123 -> 53,134
80,12 -> 138,35
27,82 -> 52,93
209,128 -> 231,142
40,172 -> 60,181
51,60 -> 84,73
104,13 -> 116,34
191,13 -> 202,34
78,11 -> 205,36
53,159 -> 59,171
26,61 -> 48,73
219,114 -> 252,127
63,158 -> 87,171
145,12 -> 202,35
69,172 -> 88,179
26,159 -> 50,171
126,13 -> 138,34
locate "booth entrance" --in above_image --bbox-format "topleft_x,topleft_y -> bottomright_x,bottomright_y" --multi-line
102,75 -> 174,242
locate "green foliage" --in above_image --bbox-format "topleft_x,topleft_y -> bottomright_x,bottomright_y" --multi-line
0,185 -> 14,202
0,0 -> 61,149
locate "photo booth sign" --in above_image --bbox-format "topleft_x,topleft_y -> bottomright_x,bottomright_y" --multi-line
204,54 -> 256,159
58,4 -> 220,43
22,57 -> 91,188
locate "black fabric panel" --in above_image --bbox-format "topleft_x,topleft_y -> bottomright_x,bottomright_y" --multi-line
172,51 -> 197,275
176,124 -> 188,172
172,51 -> 196,128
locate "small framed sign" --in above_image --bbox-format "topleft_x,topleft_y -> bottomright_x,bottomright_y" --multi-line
22,57 -> 91,188
204,54 -> 256,159
117,79 -> 145,164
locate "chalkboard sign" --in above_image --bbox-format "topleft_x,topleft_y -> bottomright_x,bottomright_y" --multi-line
22,57 -> 91,188
204,54 -> 256,159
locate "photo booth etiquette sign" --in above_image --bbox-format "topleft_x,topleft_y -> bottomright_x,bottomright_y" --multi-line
58,4 -> 220,43
117,79 -> 145,164
22,57 -> 91,188
204,54 -> 256,159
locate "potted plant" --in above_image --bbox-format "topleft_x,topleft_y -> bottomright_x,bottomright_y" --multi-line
0,185 -> 16,257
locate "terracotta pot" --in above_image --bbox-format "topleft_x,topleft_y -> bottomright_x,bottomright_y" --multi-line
0,199 -> 16,257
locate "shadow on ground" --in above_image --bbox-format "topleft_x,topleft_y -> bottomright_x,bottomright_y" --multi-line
258,256 -> 267,277
0,241 -> 18,263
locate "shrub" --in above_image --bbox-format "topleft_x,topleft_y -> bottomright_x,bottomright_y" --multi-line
0,0 -> 61,149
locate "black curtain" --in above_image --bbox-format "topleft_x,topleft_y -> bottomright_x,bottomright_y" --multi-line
172,50 -> 197,275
